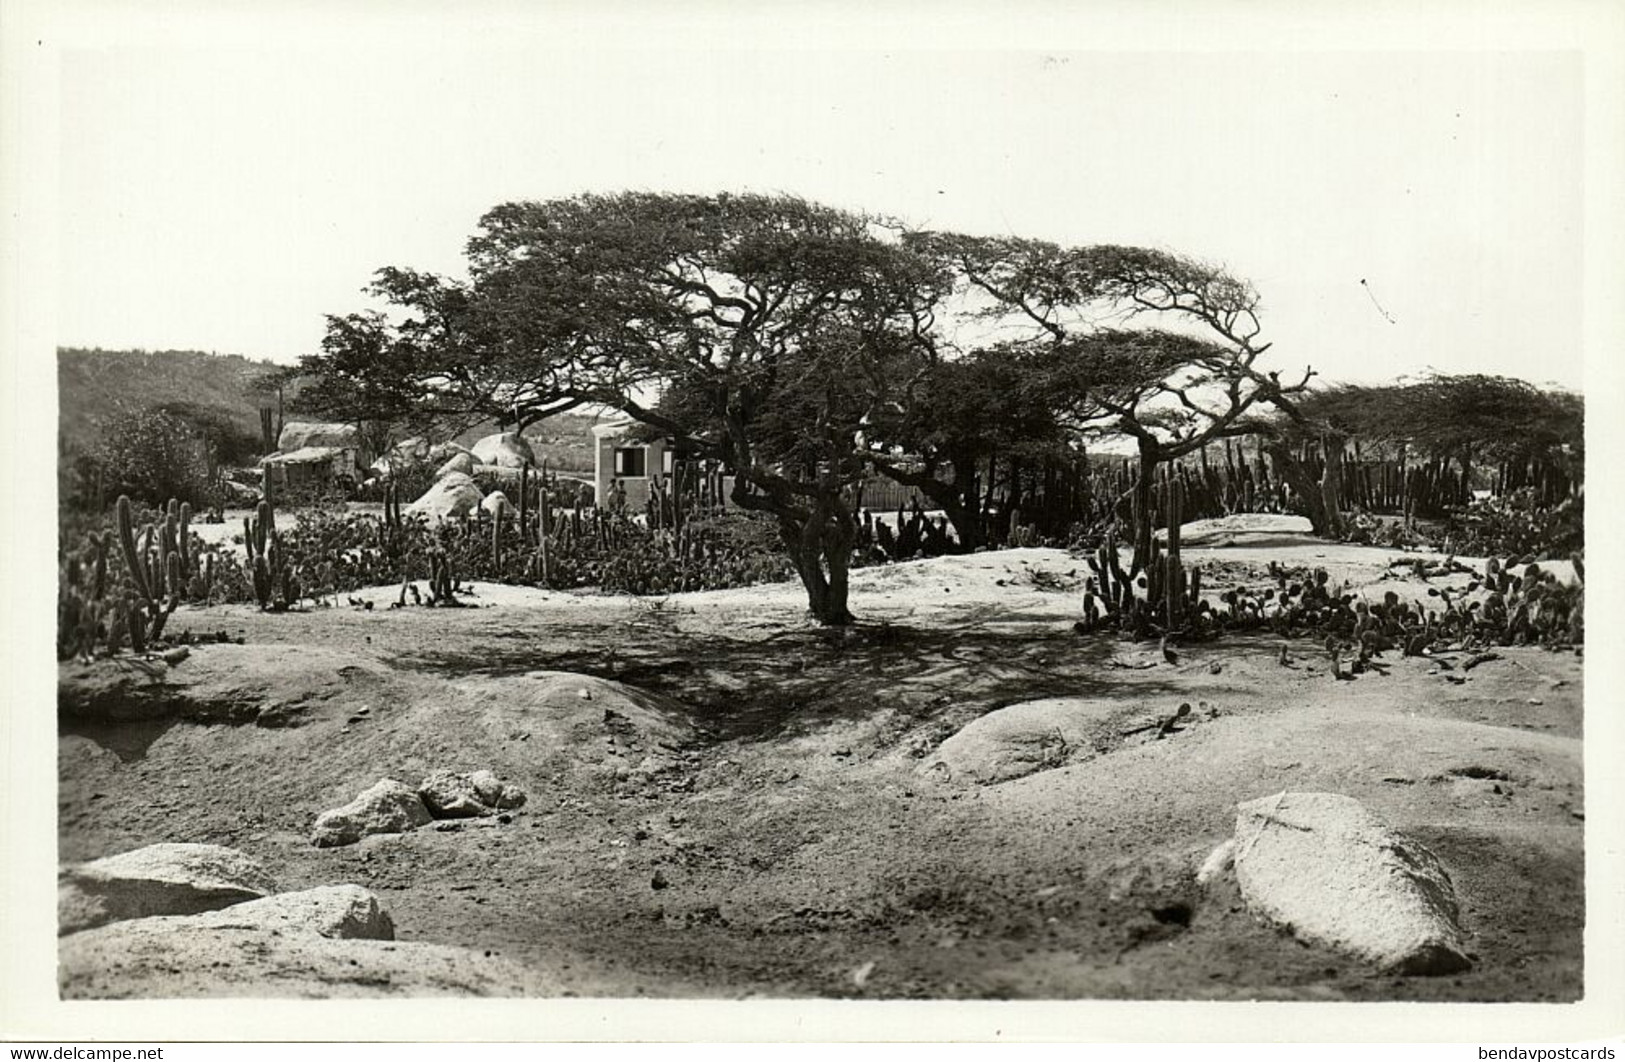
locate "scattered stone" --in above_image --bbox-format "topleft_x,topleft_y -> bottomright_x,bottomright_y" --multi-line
469,770 -> 505,805
310,780 -> 433,848
162,646 -> 190,666
1230,792 -> 1472,975
418,769 -> 527,819
59,843 -> 276,936
1195,839 -> 1237,887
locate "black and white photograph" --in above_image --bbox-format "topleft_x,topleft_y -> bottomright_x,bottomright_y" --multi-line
4,0 -> 1623,1047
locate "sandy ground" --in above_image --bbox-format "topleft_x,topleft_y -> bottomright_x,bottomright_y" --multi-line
57,517 -> 1584,1000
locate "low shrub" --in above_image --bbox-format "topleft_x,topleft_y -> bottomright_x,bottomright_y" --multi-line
1437,488 -> 1583,559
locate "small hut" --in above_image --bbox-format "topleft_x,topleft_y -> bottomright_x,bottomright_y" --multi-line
260,422 -> 364,495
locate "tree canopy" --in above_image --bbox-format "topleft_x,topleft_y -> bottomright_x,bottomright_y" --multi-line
1287,374 -> 1583,464
901,232 -> 1316,559
298,193 -> 1339,615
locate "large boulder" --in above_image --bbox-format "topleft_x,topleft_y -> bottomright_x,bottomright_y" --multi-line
436,452 -> 476,479
920,697 -> 1124,786
426,440 -> 472,464
59,643 -> 395,725
406,471 -> 482,523
471,432 -> 536,469
59,843 -> 276,936
1230,792 -> 1472,975
59,890 -> 549,998
418,769 -> 527,819
277,421 -> 359,453
480,491 -> 514,520
186,884 -> 394,940
310,779 -> 433,848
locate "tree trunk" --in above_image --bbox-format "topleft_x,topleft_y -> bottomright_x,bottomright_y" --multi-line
1265,439 -> 1339,536
874,458 -> 981,552
780,500 -> 855,626
1318,434 -> 1346,536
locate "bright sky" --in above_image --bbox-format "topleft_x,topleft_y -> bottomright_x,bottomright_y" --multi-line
29,5 -> 1612,393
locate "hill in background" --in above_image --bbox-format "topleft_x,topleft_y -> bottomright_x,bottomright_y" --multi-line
58,347 -> 602,475
58,347 -> 281,459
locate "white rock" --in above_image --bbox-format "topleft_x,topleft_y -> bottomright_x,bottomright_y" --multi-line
1195,838 -> 1236,888
1231,792 -> 1471,975
59,843 -> 276,936
405,471 -> 482,523
480,491 -> 514,520
189,884 -> 395,940
470,432 -> 536,469
419,769 -> 526,818
425,440 -> 470,464
920,697 -> 1121,785
277,421 -> 359,452
310,779 -> 433,848
59,913 -> 547,998
436,452 -> 476,479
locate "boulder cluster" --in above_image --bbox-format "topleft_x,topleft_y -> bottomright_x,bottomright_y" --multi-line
394,431 -> 537,524
310,770 -> 528,848
57,842 -> 541,997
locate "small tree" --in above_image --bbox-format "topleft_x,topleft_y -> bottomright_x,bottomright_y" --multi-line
860,345 -> 1072,551
96,406 -> 217,508
304,192 -> 949,625
908,234 -> 1316,564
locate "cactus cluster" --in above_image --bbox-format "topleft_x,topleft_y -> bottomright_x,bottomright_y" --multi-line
381,479 -> 406,560
113,494 -> 182,652
1454,554 -> 1583,647
1076,539 -> 1586,661
426,538 -> 462,606
1079,480 -> 1204,638
244,498 -> 300,611
57,530 -> 114,660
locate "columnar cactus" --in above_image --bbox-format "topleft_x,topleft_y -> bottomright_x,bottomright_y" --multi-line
115,496 -> 151,601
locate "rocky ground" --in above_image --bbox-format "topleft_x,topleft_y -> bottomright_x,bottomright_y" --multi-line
55,518 -> 1586,1000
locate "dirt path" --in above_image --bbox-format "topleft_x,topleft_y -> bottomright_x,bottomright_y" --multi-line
57,535 -> 1585,1000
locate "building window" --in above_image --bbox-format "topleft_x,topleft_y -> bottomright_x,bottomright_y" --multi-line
662,448 -> 675,475
613,446 -> 647,477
